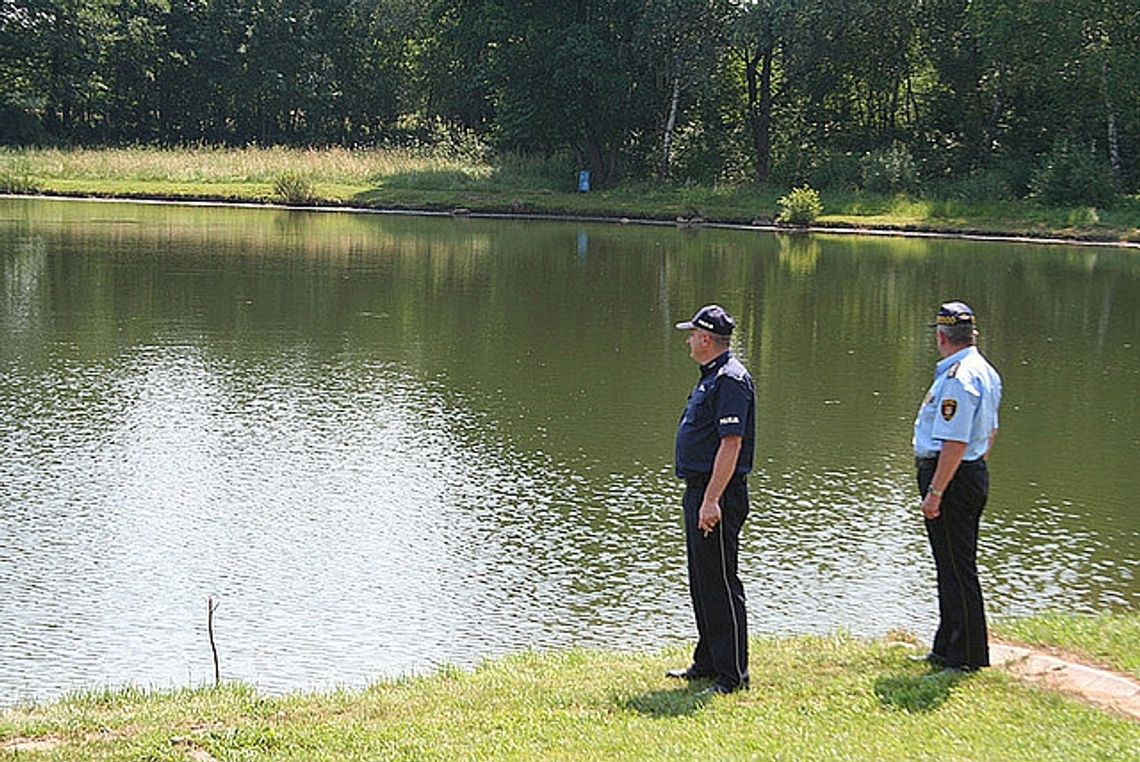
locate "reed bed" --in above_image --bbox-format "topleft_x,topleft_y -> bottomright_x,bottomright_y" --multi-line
0,145 -> 496,185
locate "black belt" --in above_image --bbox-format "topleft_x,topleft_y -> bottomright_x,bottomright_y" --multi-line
683,472 -> 747,487
915,456 -> 985,469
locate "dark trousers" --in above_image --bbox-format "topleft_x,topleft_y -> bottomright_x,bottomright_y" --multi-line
917,460 -> 990,669
683,474 -> 749,688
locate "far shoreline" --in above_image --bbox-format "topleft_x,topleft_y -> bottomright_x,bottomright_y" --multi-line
7,192 -> 1140,252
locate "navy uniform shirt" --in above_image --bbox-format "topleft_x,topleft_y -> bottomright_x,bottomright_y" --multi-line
913,346 -> 1003,461
675,351 -> 756,478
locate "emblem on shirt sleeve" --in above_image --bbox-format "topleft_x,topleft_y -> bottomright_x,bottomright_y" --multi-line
941,399 -> 958,421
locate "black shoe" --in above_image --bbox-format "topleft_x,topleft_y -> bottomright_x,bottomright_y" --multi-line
700,679 -> 748,696
665,665 -> 716,681
907,652 -> 945,667
922,665 -> 976,680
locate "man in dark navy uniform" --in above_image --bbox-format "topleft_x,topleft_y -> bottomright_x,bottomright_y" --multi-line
667,304 -> 755,695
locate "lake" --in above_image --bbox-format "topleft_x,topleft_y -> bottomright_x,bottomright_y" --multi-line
1,197 -> 1136,705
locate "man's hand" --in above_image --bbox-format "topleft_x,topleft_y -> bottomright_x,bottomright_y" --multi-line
921,492 -> 941,520
698,498 -> 722,535
922,441 -> 965,521
698,435 -> 741,536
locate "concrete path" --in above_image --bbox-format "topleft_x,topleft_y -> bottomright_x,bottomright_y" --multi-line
990,641 -> 1140,721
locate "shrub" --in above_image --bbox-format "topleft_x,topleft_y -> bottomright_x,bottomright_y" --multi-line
273,171 -> 315,204
426,119 -> 491,164
1066,207 -> 1100,226
0,170 -> 37,194
670,123 -> 737,185
777,185 -> 823,225
771,149 -> 860,191
937,169 -> 1015,202
807,152 -> 861,191
0,155 -> 38,193
860,143 -> 918,194
0,102 -> 46,145
1029,139 -> 1117,208
494,150 -> 577,190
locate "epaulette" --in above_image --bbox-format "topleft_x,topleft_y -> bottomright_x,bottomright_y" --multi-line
947,361 -> 961,378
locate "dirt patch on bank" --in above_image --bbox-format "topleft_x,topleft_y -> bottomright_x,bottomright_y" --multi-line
3,735 -> 63,752
991,641 -> 1140,721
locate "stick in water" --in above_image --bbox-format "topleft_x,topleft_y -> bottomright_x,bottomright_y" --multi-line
208,596 -> 220,686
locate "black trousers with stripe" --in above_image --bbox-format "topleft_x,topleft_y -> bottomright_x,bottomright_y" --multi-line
682,474 -> 749,688
917,459 -> 990,669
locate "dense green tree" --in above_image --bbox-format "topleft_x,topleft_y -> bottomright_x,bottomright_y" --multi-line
2,0 -> 112,140
101,0 -> 168,141
914,0 -> 988,173
461,0 -> 660,185
916,0 -> 1138,191
0,0 -> 48,140
417,0 -> 501,130
0,0 -> 1136,194
643,0 -> 730,178
727,0 -> 787,183
776,0 -> 917,153
1078,0 -> 1140,189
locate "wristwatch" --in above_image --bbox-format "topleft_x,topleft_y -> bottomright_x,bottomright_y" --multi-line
927,486 -> 943,498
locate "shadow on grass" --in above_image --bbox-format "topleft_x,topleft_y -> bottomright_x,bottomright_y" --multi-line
623,686 -> 711,718
874,669 -> 972,713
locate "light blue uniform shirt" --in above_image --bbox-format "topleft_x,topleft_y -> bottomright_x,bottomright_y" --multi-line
913,346 -> 1002,461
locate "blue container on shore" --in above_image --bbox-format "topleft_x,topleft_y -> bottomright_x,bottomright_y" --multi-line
578,170 -> 591,192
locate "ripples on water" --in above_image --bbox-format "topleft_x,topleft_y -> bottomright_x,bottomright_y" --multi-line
2,377 -> 1134,707
1,344 -> 933,704
0,345 -> 693,702
5,341 -> 1105,704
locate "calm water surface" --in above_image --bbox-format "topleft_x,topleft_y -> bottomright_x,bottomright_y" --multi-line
1,197 -> 1137,705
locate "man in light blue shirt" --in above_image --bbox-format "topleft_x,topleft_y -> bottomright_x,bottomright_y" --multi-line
912,301 -> 1002,672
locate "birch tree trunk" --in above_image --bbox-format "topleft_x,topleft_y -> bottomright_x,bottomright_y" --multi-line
660,71 -> 682,179
1102,60 -> 1122,188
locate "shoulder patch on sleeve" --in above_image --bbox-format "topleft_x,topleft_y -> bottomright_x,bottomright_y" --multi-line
941,399 -> 958,421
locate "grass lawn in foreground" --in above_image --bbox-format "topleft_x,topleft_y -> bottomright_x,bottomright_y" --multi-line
2,633 -> 1137,761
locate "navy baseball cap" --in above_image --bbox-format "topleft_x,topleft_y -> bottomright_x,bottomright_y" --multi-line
930,301 -> 976,326
675,304 -> 736,335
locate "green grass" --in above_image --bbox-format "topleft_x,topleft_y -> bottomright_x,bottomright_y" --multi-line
993,611 -> 1140,680
2,631 -> 1137,761
3,146 -> 1138,243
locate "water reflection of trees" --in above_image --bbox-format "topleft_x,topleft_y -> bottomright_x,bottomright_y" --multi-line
6,202 -> 1138,468
6,203 -> 1138,499
1,234 -> 47,341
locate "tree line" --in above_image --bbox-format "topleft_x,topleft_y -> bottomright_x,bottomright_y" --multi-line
2,0 -> 1138,200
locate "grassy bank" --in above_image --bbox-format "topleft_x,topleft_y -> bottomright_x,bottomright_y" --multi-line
3,627 -> 1138,761
3,146 -> 1139,244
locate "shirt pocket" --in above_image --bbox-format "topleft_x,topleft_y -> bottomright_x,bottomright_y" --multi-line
683,383 -> 713,424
